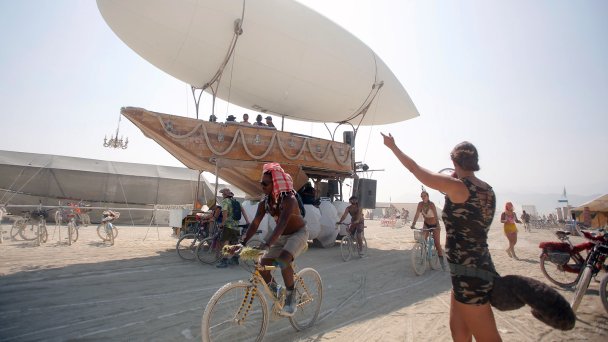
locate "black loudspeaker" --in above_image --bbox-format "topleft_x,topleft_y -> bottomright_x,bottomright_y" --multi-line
343,131 -> 355,147
327,180 -> 339,197
317,182 -> 328,198
355,178 -> 376,209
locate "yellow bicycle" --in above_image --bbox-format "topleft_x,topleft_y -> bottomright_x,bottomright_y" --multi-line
201,246 -> 323,341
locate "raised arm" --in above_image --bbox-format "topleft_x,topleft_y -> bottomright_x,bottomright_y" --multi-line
381,132 -> 469,203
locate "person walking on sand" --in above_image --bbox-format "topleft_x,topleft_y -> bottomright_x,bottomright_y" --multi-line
337,196 -> 365,256
241,162 -> 309,317
382,133 -> 501,342
501,202 -> 521,259
521,210 -> 531,232
411,190 -> 446,270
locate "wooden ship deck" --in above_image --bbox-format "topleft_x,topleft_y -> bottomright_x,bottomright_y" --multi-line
122,107 -> 354,196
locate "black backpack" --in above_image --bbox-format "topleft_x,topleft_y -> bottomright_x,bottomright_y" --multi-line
231,198 -> 242,221
295,192 -> 306,217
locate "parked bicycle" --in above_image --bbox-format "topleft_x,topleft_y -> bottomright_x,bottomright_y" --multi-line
599,273 -> 608,314
10,208 -> 52,246
196,224 -> 263,266
201,245 -> 323,341
410,226 -> 441,275
0,205 -> 7,243
177,219 -> 211,260
54,205 -> 81,245
336,222 -> 367,262
538,229 -> 598,287
97,210 -> 119,245
65,212 -> 80,245
570,229 -> 608,312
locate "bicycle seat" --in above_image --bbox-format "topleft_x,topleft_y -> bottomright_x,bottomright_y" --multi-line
555,230 -> 571,236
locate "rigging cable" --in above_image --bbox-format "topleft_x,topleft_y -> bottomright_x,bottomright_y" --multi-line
200,0 -> 246,118
1,156 -> 52,206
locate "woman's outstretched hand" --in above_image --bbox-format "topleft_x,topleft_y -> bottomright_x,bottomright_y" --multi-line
381,132 -> 396,149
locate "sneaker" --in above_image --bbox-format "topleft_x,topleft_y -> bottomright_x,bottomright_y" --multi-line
282,289 -> 297,317
229,255 -> 239,266
216,259 -> 228,268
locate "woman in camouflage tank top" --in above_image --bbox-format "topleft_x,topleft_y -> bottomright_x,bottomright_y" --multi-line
382,133 -> 502,342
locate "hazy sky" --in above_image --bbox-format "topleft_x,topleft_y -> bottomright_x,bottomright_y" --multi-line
1,0 -> 606,209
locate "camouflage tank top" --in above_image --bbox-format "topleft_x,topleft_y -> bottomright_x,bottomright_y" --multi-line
442,177 -> 497,272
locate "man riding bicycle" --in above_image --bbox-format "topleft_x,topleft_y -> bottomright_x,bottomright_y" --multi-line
241,162 -> 309,317
337,196 -> 365,256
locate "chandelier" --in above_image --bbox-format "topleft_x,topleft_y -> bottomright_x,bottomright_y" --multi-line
103,113 -> 129,149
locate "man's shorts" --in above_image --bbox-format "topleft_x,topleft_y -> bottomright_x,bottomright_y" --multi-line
220,227 -> 240,245
264,227 -> 309,260
349,221 -> 365,235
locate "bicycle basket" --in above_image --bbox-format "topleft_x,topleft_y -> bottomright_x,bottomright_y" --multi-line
547,251 -> 570,265
413,230 -> 425,242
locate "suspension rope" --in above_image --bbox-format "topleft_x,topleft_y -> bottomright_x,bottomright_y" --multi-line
200,0 -> 246,117
155,114 -> 351,165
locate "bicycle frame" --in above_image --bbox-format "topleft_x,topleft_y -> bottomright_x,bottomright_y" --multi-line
226,250 -> 311,321
426,233 -> 435,262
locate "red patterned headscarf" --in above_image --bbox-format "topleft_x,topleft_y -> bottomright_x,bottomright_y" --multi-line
262,162 -> 294,201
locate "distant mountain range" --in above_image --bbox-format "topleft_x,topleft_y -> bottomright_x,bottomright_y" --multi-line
494,192 -> 601,215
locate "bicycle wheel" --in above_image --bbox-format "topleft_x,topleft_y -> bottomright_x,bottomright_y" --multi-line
340,235 -> 353,262
10,219 -> 25,240
359,236 -> 368,256
67,222 -> 77,244
96,224 -> 107,240
109,225 -> 115,245
38,222 -> 48,243
429,244 -> 441,270
539,253 -> 581,288
19,223 -> 39,241
289,268 -> 323,331
201,282 -> 268,342
410,243 -> 427,276
69,224 -> 79,243
600,274 -> 608,314
197,237 -> 222,265
97,224 -> 118,242
571,266 -> 593,312
176,233 -> 199,261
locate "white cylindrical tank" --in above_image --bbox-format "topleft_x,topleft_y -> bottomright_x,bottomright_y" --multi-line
317,201 -> 340,247
304,204 -> 321,240
333,201 -> 351,235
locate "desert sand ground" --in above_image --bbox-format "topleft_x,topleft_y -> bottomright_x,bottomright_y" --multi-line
1,219 -> 607,341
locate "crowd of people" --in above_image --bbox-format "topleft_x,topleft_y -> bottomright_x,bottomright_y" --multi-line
207,112 -> 277,129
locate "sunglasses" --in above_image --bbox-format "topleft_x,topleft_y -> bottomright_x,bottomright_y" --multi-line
260,181 -> 271,187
